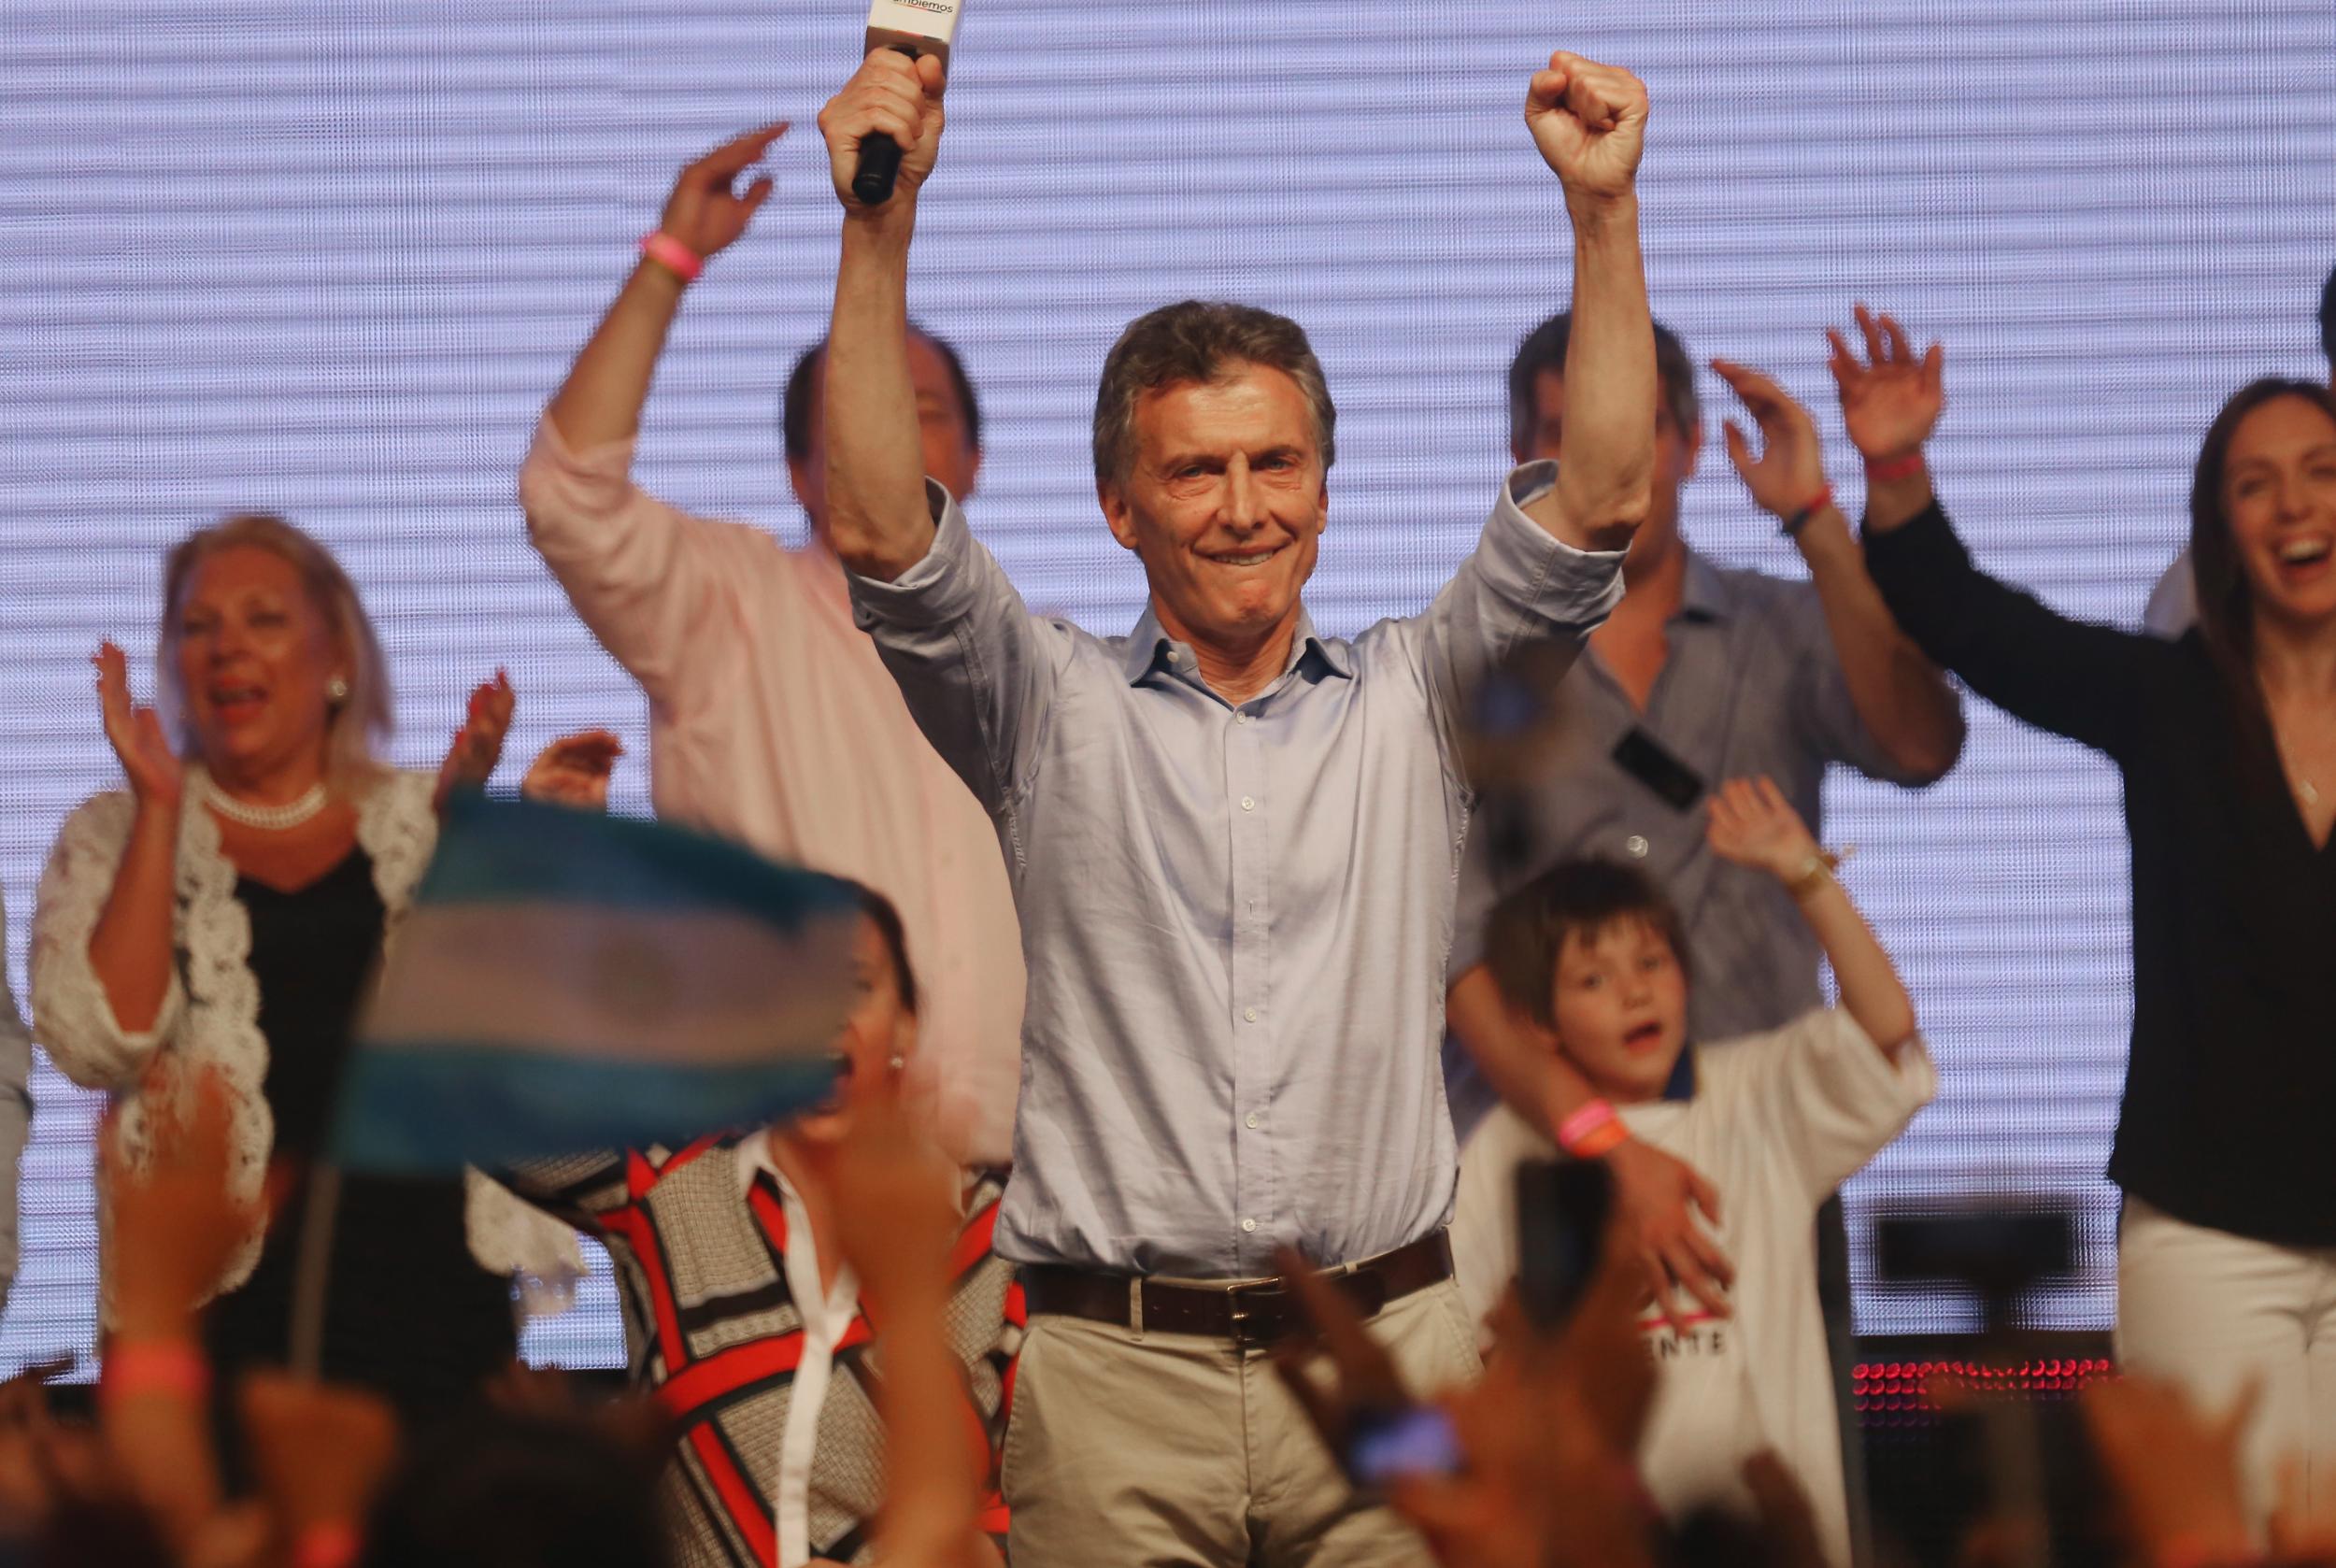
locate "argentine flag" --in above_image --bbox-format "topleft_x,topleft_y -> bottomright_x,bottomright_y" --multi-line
334,792 -> 862,1173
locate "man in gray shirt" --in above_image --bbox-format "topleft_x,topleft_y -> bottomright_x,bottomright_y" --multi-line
814,41 -> 1657,1568
1446,319 -> 1966,1308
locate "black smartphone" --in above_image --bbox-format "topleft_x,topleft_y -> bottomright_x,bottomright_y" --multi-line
1516,1159 -> 1614,1333
1611,727 -> 1705,811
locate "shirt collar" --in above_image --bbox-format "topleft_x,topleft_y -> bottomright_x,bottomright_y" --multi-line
1675,549 -> 1735,624
736,1128 -> 788,1198
1120,604 -> 1354,687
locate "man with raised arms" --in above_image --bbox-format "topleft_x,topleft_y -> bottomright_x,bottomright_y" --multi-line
816,44 -> 1658,1566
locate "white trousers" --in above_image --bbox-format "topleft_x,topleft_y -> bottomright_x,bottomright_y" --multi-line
2116,1196 -> 2336,1528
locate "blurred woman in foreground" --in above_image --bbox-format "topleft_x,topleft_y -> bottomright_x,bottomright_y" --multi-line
33,511 -> 577,1419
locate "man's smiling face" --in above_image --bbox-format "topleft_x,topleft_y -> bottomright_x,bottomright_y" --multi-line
1101,362 -> 1328,661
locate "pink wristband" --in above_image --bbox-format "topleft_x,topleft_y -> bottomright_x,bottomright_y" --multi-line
638,232 -> 705,284
1556,1099 -> 1621,1156
1863,450 -> 1926,484
100,1340 -> 211,1404
292,1522 -> 363,1568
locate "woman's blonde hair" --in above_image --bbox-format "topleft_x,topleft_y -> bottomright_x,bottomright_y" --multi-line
157,513 -> 393,783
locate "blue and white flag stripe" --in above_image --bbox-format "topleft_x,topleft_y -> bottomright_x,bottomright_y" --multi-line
335,792 -> 863,1174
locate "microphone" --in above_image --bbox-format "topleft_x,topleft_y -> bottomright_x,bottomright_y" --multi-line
851,0 -> 962,207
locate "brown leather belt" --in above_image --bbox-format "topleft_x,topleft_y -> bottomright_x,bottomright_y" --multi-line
1019,1232 -> 1452,1348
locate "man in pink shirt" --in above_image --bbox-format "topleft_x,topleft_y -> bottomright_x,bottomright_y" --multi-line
517,121 -> 1023,1164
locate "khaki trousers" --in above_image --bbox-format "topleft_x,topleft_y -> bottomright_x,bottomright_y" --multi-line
1004,1276 -> 1482,1568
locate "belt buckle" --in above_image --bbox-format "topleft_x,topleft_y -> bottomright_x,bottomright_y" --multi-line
1225,1277 -> 1289,1350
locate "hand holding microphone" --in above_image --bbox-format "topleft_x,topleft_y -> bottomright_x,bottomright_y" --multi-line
819,30 -> 949,211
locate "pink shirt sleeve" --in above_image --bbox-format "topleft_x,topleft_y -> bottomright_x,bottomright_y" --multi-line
518,414 -> 734,705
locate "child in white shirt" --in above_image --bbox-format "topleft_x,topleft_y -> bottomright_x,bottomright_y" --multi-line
1448,777 -> 1935,1568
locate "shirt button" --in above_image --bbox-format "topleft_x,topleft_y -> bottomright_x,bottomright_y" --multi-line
1241,796 -> 1255,811
1625,834 -> 1650,859
1246,1112 -> 1260,1129
1241,1218 -> 1258,1233
1244,1007 -> 1259,1022
1234,711 -> 1250,725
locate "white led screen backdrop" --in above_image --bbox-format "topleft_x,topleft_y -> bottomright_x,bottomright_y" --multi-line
3,0 -> 2331,1371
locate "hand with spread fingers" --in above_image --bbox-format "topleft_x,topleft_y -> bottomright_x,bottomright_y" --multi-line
94,640 -> 184,809
819,47 -> 947,211
1828,304 -> 1945,464
1525,51 -> 1650,208
521,729 -> 624,812
1712,360 -> 1831,523
1705,777 -> 1825,885
658,121 -> 788,264
1605,1138 -> 1734,1336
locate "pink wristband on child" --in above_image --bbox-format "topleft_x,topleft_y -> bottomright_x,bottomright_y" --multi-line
638,232 -> 705,284
100,1340 -> 211,1404
1557,1099 -> 1627,1158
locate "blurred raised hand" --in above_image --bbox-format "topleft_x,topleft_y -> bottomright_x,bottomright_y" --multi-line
521,729 -> 624,812
1705,777 -> 1825,885
432,669 -> 514,812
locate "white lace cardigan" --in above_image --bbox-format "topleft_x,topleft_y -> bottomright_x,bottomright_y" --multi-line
31,767 -> 582,1321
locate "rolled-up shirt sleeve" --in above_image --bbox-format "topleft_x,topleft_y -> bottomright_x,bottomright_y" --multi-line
848,483 -> 1063,819
1408,461 -> 1628,781
32,793 -> 183,1092
518,415 -> 731,705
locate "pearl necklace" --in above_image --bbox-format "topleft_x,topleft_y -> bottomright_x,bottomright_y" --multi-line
204,776 -> 329,832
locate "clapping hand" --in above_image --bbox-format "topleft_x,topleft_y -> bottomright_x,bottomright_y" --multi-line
95,641 -> 183,809
1828,304 -> 1944,463
521,730 -> 624,812
1705,777 -> 1823,885
1526,52 -> 1649,209
659,123 -> 788,264
432,669 -> 514,812
1711,361 -> 1830,523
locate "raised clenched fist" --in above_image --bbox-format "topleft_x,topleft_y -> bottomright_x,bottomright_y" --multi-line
1526,52 -> 1649,207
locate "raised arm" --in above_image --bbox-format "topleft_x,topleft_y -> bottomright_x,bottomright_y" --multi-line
521,127 -> 786,699
1839,307 -> 2161,758
817,50 -> 949,582
34,646 -> 187,1091
1706,777 -> 1915,1057
1710,357 -> 1965,782
1521,53 -> 1656,553
544,124 -> 785,451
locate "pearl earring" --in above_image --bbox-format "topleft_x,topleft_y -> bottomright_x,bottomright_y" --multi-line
326,676 -> 350,704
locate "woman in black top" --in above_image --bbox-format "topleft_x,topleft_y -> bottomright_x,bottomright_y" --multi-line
1813,306 -> 2336,1522
33,513 -> 573,1424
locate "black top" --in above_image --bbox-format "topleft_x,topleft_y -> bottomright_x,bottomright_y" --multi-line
206,847 -> 515,1419
1864,501 -> 2336,1246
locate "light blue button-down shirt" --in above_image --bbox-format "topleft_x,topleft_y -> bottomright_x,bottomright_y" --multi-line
850,462 -> 1623,1276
